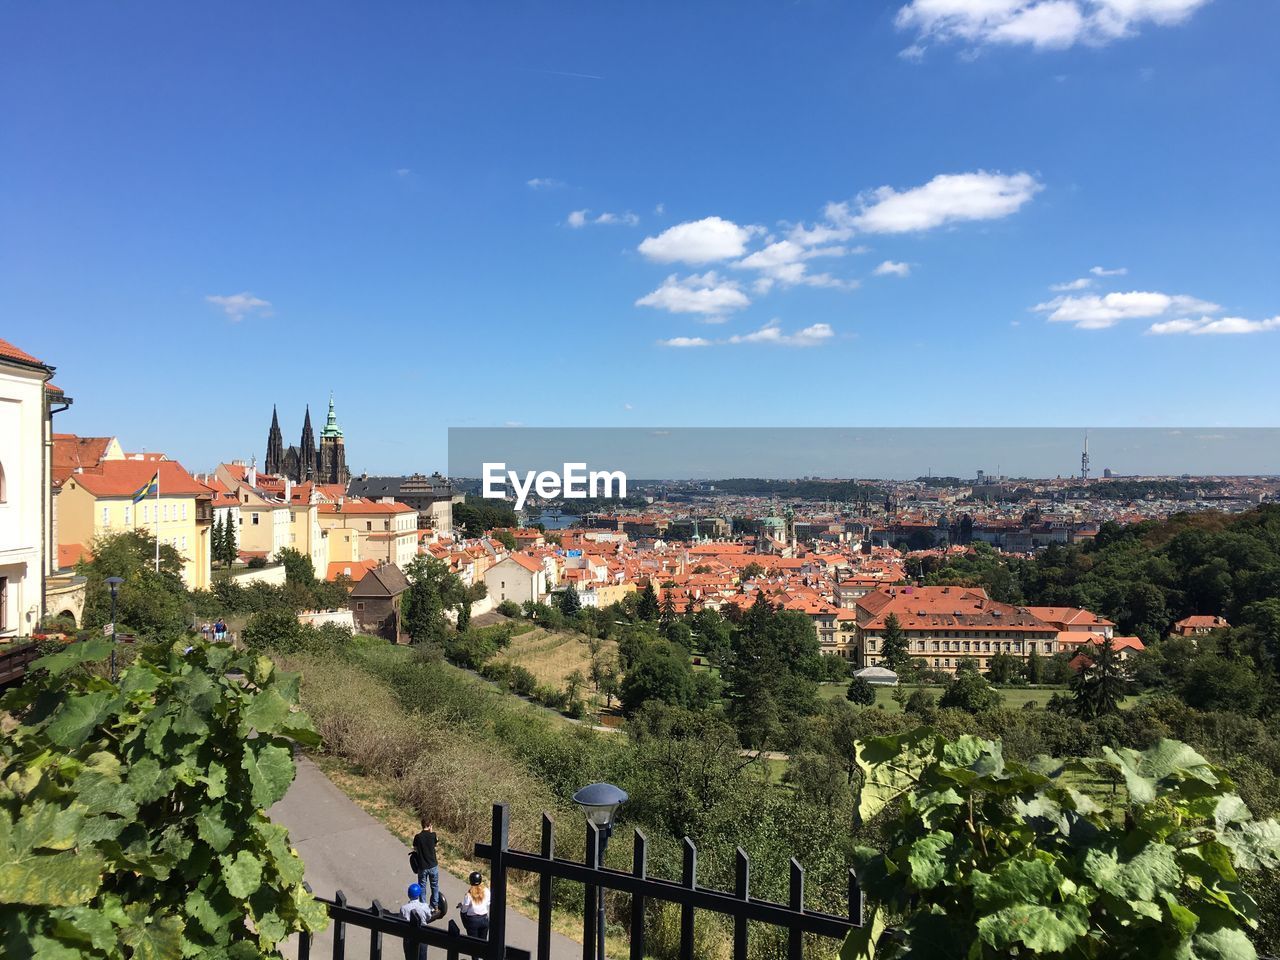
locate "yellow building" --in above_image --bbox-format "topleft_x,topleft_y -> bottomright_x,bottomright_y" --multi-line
57,457 -> 213,589
317,499 -> 417,570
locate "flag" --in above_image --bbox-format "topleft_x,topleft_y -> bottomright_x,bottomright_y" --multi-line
131,471 -> 160,504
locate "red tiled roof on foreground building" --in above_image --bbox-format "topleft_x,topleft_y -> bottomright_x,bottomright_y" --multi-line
0,337 -> 49,368
64,458 -> 206,498
856,585 -> 1056,633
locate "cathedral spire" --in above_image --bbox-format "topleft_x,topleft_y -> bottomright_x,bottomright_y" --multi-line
299,403 -> 316,481
265,404 -> 284,476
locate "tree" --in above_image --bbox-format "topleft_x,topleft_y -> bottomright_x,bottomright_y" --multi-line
986,652 -> 1022,684
637,581 -> 660,621
211,513 -> 225,566
846,675 -> 876,705
740,562 -> 766,581
557,584 -> 581,617
1025,648 -> 1046,684
938,670 -> 1002,713
78,531 -> 190,643
1071,637 -> 1127,719
222,512 -> 238,565
659,590 -> 677,623
242,607 -> 304,653
278,546 -> 317,588
401,556 -> 465,645
619,642 -> 695,716
879,613 -> 911,671
0,638 -> 327,956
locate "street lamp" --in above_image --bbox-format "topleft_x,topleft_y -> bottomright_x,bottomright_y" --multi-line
572,782 -> 628,960
105,577 -> 124,681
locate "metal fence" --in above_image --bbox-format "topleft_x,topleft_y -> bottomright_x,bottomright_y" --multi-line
297,803 -> 862,960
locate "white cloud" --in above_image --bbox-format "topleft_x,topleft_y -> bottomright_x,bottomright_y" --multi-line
636,272 -> 750,317
873,260 -> 912,277
1090,264 -> 1128,276
638,216 -> 760,264
735,240 -> 853,289
1149,315 -> 1280,336
660,321 -> 837,348
1035,290 -> 1222,329
206,292 -> 273,321
396,168 -> 411,177
568,209 -> 638,228
842,171 -> 1042,234
895,0 -> 1211,55
1050,277 -> 1093,291
527,177 -> 565,190
654,202 -> 665,215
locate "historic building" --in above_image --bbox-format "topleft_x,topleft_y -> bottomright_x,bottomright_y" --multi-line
265,394 -> 350,485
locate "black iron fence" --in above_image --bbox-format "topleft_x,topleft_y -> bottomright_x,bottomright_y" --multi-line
297,803 -> 862,960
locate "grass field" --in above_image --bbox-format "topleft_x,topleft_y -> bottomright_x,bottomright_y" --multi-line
817,681 -> 1069,711
492,623 -> 619,692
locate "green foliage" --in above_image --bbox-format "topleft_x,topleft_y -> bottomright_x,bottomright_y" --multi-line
1070,637 -> 1128,720
879,613 -> 911,671
497,599 -> 522,618
938,670 -> 1003,714
847,676 -> 877,705
620,642 -> 695,716
637,581 -> 660,621
844,729 -> 1280,960
77,532 -> 190,643
556,584 -> 581,617
402,556 -> 466,645
452,494 -> 518,538
0,639 -> 326,958
277,547 -> 316,588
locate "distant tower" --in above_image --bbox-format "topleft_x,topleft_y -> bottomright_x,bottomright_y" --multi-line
317,392 -> 350,485
265,405 -> 284,476
299,405 -> 317,481
1081,432 -> 1091,481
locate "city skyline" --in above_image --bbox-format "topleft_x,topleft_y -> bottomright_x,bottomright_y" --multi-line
4,1 -> 1278,473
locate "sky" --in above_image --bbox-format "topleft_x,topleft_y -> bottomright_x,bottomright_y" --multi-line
3,1 -> 1278,475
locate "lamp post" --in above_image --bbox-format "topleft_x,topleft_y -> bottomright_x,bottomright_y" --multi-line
105,577 -> 123,681
572,782 -> 628,960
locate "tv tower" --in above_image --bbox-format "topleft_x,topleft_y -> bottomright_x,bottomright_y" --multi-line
1081,432 -> 1090,481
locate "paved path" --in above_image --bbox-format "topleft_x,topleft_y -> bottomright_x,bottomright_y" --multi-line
270,754 -> 582,960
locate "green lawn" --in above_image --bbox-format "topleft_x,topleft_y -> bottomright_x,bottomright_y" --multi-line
818,681 -> 1070,711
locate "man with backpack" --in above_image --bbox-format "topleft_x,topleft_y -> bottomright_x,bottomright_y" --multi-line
409,817 -> 440,913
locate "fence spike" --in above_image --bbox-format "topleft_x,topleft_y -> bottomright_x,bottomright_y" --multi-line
679,839 -> 697,960
848,866 -> 863,927
629,830 -> 648,960
538,814 -> 555,960
489,804 -> 511,960
733,848 -> 750,960
788,859 -> 804,960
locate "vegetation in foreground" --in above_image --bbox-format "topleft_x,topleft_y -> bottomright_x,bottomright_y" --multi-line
0,639 -> 325,959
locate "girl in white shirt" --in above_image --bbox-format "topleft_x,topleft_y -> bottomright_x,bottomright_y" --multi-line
459,871 -> 491,941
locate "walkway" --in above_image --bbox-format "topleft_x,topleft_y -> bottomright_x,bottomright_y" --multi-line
270,754 -> 581,960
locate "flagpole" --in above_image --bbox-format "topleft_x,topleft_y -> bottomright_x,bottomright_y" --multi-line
154,469 -> 161,573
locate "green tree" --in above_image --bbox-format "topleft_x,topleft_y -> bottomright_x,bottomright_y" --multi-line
846,675 -> 876,705
879,613 -> 911,671
211,513 -> 225,566
1071,637 -> 1127,719
986,652 -> 1022,684
277,547 -> 316,588
401,556 -> 465,645
619,642 -> 695,716
0,638 -> 327,957
242,607 -> 305,653
557,584 -> 581,617
222,513 -> 238,565
637,581 -> 660,621
78,531 -> 190,643
939,670 -> 1002,713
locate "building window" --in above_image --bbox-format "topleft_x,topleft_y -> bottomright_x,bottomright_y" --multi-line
102,506 -> 110,526
0,576 -> 7,631
182,503 -> 188,520
123,505 -> 132,525
366,521 -> 372,531
356,601 -> 364,611
0,461 -> 6,502
252,515 -> 260,525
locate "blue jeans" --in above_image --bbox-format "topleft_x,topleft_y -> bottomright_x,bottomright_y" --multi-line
418,866 -> 439,908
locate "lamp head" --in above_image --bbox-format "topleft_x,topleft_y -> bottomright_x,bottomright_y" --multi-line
571,782 -> 628,830
105,576 -> 124,597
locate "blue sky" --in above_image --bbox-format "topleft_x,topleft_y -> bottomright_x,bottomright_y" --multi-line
3,1 -> 1277,474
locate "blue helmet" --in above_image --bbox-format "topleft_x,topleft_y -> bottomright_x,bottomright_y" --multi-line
408,883 -> 423,900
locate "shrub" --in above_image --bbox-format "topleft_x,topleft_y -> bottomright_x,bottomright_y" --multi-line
508,665 -> 537,697
846,676 -> 876,705
844,729 -> 1280,960
0,639 -> 326,956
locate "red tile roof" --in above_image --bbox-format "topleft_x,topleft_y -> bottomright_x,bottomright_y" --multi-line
65,458 -> 207,498
0,337 -> 48,368
52,435 -> 117,486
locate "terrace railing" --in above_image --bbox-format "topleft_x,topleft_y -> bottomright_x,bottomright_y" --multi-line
298,803 -> 862,960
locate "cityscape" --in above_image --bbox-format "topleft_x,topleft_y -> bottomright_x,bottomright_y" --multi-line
4,2 -> 1280,959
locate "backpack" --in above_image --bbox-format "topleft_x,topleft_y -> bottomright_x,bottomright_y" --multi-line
409,849 -> 423,874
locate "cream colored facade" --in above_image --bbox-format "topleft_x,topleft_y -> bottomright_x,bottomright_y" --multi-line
57,460 -> 213,590
288,500 -> 330,578
0,351 -> 55,639
317,501 -> 417,570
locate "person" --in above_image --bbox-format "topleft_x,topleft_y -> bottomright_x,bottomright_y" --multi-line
458,871 -> 490,941
411,817 -> 440,911
213,619 -> 226,642
200,622 -> 211,641
398,883 -> 432,960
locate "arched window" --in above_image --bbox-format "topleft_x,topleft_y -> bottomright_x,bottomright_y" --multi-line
0,460 -> 6,502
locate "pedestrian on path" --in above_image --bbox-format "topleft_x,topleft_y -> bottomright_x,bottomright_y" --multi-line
398,883 -> 432,960
458,871 -> 490,942
411,817 -> 440,911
